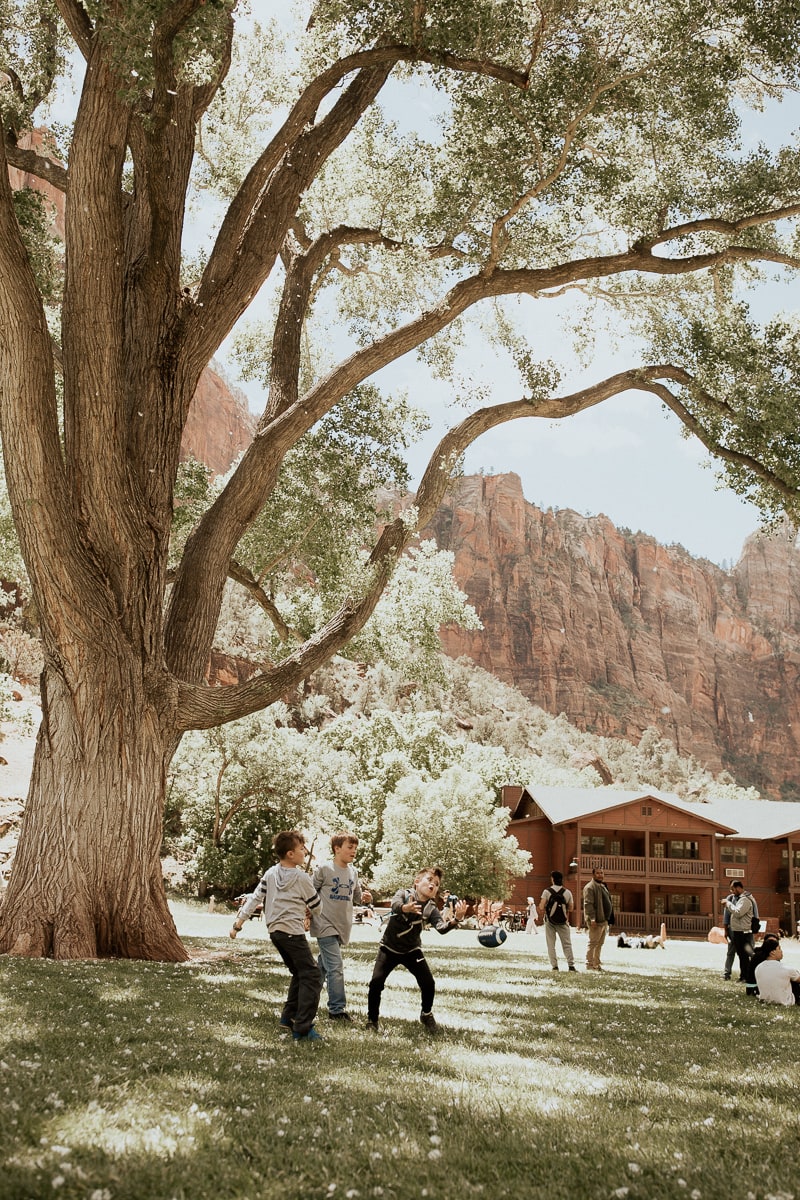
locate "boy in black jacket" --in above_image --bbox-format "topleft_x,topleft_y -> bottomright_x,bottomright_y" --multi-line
366,866 -> 467,1034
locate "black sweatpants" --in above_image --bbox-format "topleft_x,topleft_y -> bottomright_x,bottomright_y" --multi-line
270,930 -> 322,1035
367,944 -> 435,1022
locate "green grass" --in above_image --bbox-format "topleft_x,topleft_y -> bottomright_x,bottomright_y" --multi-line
2,905 -> 800,1200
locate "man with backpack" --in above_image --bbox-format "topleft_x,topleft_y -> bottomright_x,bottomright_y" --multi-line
538,870 -> 577,971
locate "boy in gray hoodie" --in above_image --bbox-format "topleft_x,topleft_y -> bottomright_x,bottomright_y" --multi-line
230,830 -> 323,1042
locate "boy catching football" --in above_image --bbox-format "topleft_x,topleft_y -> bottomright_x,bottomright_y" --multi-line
366,866 -> 467,1034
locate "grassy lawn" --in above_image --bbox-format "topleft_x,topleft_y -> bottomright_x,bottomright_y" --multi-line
2,904 -> 799,1200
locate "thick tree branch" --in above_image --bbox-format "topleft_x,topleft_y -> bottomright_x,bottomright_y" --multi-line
53,0 -> 93,60
637,375 -> 800,506
636,204 -> 800,252
182,39 -> 534,380
183,61 -> 396,385
3,140 -> 69,194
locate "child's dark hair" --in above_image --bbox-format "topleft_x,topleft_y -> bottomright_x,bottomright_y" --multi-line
273,830 -> 305,859
331,831 -> 358,852
551,869 -> 564,885
415,865 -> 443,882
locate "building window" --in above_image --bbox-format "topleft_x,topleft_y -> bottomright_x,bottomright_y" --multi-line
668,840 -> 699,860
720,844 -> 748,864
669,894 -> 701,915
641,805 -> 652,816
609,840 -> 621,856
652,842 -> 665,859
581,835 -> 607,855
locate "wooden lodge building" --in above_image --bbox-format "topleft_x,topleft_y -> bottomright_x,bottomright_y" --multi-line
502,784 -> 800,937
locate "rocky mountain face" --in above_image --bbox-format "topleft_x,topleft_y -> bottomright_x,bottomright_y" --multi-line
182,364 -> 255,475
425,473 -> 800,797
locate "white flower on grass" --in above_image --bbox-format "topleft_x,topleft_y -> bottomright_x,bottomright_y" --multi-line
690,1191 -> 701,1199
703,1117 -> 714,1127
51,1177 -> 65,1190
627,1164 -> 641,1175
428,1149 -> 441,1161
677,1180 -> 686,1188
612,1189 -> 629,1198
89,1190 -> 112,1200
429,1135 -> 441,1146
345,1191 -> 359,1198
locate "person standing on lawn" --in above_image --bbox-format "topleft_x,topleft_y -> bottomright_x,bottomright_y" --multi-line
230,829 -> 324,1042
721,889 -> 737,980
583,866 -> 614,971
309,831 -> 372,1023
723,879 -> 758,993
538,870 -> 577,971
366,866 -> 467,1034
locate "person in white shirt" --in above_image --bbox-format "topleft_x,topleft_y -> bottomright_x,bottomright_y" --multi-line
753,936 -> 800,1006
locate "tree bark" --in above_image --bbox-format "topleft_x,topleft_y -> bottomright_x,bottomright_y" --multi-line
0,651 -> 186,961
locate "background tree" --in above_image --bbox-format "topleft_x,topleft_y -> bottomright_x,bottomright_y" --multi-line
371,764 -> 531,899
1,0 -> 799,958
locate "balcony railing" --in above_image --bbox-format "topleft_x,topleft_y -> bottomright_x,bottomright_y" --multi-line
580,854 -> 713,878
615,911 -> 713,934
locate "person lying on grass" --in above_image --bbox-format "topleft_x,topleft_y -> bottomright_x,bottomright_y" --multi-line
617,923 -> 668,950
366,866 -> 467,1035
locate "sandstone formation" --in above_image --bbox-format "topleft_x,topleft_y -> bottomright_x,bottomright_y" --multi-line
426,473 -> 800,797
181,364 -> 256,475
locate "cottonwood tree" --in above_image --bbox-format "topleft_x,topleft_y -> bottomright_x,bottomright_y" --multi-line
1,0 -> 799,958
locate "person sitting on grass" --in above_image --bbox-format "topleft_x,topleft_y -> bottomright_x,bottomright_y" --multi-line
309,830 -> 372,1023
617,923 -> 668,950
366,866 -> 467,1035
230,829 -> 324,1043
753,935 -> 800,1006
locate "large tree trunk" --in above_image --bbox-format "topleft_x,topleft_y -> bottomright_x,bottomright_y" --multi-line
0,653 -> 187,961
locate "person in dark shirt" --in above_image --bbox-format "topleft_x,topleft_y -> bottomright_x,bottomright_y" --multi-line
366,866 -> 467,1034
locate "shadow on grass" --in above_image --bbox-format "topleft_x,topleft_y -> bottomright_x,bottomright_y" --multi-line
1,940 -> 799,1199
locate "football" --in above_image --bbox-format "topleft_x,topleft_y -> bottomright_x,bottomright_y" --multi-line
477,924 -> 508,948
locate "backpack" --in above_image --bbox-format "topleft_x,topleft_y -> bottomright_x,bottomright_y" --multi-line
545,887 -> 568,925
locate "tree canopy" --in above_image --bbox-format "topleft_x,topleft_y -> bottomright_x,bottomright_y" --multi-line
1,0 -> 799,958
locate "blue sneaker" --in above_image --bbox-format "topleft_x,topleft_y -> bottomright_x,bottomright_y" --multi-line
293,1026 -> 323,1042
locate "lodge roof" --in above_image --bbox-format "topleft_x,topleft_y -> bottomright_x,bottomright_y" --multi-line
514,784 -> 736,833
513,784 -> 800,841
685,795 -> 800,842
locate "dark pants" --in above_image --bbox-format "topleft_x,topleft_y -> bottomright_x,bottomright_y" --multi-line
731,930 -> 755,983
367,945 -> 435,1023
270,931 -> 322,1035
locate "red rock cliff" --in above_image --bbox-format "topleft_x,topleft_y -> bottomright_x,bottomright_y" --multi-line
426,473 -> 800,797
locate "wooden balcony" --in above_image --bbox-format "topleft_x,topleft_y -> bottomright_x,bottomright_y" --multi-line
581,854 -> 713,880
794,868 -> 800,887
616,911 -> 713,935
